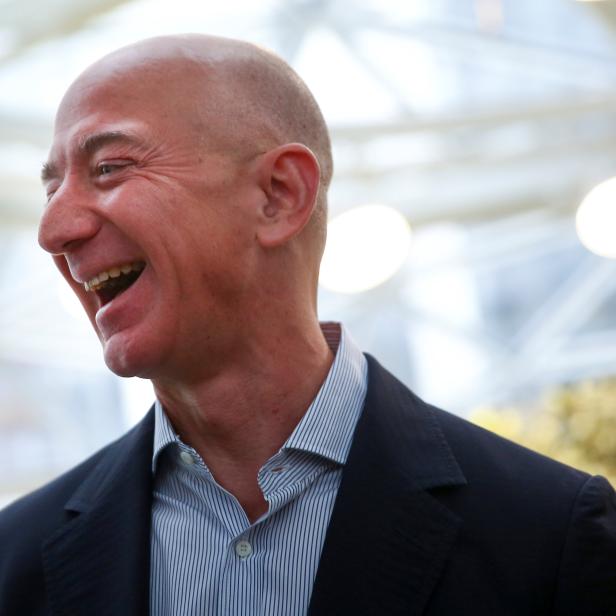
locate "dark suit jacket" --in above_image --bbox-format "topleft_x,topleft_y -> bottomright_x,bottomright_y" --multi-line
1,355 -> 615,615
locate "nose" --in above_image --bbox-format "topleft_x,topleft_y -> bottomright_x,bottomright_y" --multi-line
38,176 -> 101,255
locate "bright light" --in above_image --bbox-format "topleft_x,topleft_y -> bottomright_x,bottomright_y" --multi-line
319,204 -> 412,293
576,177 -> 616,259
119,378 -> 155,429
56,279 -> 88,321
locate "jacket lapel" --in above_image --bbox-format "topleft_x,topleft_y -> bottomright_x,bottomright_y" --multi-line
42,410 -> 155,616
309,355 -> 467,616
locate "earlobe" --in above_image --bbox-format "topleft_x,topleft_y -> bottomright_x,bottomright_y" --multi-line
256,144 -> 320,248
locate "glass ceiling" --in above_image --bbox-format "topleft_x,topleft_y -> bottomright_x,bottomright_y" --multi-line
3,0 -> 616,503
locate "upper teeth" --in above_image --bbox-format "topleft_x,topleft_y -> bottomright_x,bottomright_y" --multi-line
84,261 -> 145,292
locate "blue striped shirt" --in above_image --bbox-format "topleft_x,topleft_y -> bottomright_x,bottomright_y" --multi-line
149,323 -> 368,615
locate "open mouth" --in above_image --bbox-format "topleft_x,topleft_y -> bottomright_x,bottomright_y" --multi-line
84,261 -> 146,307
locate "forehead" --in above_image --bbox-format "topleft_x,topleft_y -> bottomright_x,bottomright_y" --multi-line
57,57 -> 209,133
49,75 -> 196,166
47,58 -> 248,172
59,51 -> 217,120
57,75 -> 164,134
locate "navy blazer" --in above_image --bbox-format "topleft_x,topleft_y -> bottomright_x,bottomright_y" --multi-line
1,355 -> 615,615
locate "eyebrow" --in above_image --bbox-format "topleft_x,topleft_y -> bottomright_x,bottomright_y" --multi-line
40,130 -> 145,183
79,130 -> 144,155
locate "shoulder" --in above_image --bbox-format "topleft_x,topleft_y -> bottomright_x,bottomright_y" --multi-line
0,413 -> 151,530
426,402 -> 610,528
0,416 -> 151,586
432,402 -> 590,493
379,354 -> 616,609
437,406 -> 616,611
1,441 -> 109,537
363,351 -> 615,539
365,353 -> 592,498
0,443 -> 106,613
365,355 -> 616,610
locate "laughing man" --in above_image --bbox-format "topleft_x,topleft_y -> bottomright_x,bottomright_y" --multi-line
1,34 -> 615,616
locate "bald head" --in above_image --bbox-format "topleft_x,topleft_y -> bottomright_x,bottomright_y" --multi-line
62,34 -> 332,244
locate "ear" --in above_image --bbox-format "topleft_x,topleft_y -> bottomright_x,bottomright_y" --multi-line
255,143 -> 321,248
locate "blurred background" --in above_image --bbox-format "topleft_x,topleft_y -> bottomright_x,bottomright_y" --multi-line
2,0 -> 616,506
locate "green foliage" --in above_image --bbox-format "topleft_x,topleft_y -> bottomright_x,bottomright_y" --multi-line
470,379 -> 616,485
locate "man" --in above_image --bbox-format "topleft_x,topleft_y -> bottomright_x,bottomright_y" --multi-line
0,33 -> 615,616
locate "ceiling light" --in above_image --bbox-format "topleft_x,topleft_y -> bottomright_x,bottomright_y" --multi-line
319,204 -> 412,293
576,177 -> 616,259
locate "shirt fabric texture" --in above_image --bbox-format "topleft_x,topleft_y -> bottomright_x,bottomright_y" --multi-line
149,323 -> 368,615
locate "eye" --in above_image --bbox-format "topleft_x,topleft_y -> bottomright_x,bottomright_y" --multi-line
99,163 -> 115,175
95,159 -> 132,177
97,162 -> 121,175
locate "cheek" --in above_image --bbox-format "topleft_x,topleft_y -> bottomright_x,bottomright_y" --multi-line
203,239 -> 257,304
163,226 -> 253,316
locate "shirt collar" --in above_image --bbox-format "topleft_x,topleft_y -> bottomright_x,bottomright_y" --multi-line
152,398 -> 179,473
283,323 -> 367,465
152,322 -> 368,472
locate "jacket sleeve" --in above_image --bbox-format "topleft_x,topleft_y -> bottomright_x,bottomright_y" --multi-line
552,474 -> 616,615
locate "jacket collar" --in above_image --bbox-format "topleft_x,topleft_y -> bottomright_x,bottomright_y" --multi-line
42,409 -> 155,616
309,354 -> 466,616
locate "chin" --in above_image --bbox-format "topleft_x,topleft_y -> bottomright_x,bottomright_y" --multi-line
104,358 -> 141,378
104,354 -> 143,378
102,340 -> 161,379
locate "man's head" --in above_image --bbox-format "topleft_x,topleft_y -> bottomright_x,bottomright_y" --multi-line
38,34 -> 333,380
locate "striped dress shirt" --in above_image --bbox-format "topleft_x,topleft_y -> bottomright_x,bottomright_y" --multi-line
149,323 -> 368,615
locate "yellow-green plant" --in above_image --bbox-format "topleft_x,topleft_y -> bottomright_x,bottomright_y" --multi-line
470,379 -> 616,486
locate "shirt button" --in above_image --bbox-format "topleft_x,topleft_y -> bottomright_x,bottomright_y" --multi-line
179,451 -> 195,465
235,539 -> 253,559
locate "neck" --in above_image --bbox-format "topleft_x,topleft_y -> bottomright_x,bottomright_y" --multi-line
152,319 -> 334,521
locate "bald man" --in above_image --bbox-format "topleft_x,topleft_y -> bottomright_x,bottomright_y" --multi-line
1,35 -> 615,616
